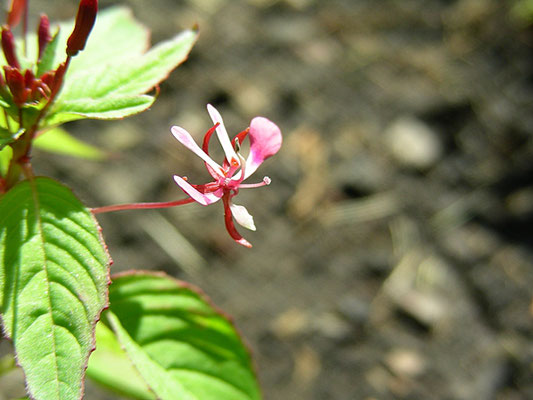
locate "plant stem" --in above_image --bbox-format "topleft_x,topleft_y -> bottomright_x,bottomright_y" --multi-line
3,55 -> 72,190
91,198 -> 196,214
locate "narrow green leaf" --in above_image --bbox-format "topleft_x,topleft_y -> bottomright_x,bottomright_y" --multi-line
34,127 -> 107,160
36,30 -> 61,78
108,271 -> 262,400
0,177 -> 110,400
0,146 -> 12,177
87,322 -> 156,400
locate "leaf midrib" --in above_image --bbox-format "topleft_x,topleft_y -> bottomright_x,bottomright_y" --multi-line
27,177 -> 61,399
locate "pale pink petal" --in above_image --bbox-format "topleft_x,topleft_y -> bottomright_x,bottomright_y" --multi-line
206,104 -> 239,165
245,117 -> 282,179
171,125 -> 224,176
230,202 -> 256,231
173,175 -> 223,205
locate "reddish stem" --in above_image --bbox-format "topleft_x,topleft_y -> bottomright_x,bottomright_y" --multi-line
91,197 -> 195,215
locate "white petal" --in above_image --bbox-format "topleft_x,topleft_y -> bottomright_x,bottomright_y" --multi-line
171,125 -> 224,176
206,104 -> 239,165
173,175 -> 223,205
230,203 -> 256,231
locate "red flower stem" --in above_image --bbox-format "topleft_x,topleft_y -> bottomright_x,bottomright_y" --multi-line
91,197 -> 196,215
4,54 -> 71,190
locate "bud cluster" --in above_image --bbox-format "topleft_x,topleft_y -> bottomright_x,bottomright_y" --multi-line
0,0 -> 97,110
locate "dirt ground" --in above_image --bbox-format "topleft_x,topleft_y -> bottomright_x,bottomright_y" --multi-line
1,0 -> 533,399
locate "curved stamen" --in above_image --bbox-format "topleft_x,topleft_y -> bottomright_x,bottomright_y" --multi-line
202,122 -> 219,154
222,192 -> 252,248
238,176 -> 271,189
171,125 -> 224,177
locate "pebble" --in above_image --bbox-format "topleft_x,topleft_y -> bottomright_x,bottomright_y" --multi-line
384,116 -> 443,169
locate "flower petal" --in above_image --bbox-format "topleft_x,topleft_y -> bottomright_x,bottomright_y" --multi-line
230,203 -> 256,231
245,117 -> 282,179
173,175 -> 223,205
206,104 -> 239,166
171,125 -> 224,176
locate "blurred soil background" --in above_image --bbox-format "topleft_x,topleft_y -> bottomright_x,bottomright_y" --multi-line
1,0 -> 533,399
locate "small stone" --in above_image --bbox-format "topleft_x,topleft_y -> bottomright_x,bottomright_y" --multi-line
386,348 -> 426,378
313,312 -> 353,341
337,296 -> 370,325
271,308 -> 310,338
384,116 -> 443,169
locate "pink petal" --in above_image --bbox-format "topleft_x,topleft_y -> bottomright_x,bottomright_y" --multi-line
230,203 -> 256,231
245,117 -> 282,179
173,175 -> 223,205
171,125 -> 224,176
206,104 -> 239,166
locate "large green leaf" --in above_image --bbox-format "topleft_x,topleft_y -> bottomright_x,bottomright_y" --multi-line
106,271 -> 261,400
13,7 -> 149,74
42,7 -> 197,124
0,177 -> 110,400
87,322 -> 155,400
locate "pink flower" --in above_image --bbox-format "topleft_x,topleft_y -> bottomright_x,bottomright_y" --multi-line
171,104 -> 282,248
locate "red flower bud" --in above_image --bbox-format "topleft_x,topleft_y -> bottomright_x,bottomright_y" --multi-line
24,69 -> 35,87
50,62 -> 67,98
1,27 -> 20,69
38,14 -> 51,60
7,0 -> 27,28
4,66 -> 27,106
40,71 -> 54,88
66,0 -> 98,56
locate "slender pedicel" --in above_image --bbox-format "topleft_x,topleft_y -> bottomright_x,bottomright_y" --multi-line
91,198 -> 195,215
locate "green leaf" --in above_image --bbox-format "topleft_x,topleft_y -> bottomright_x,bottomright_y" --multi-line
0,177 -> 110,400
36,30 -> 61,78
107,272 -> 262,400
0,127 -> 24,151
15,7 -> 150,75
0,145 -> 13,177
66,7 -> 151,74
45,95 -> 156,125
0,127 -> 14,149
43,7 -> 197,124
87,322 -> 155,400
106,310 -> 193,400
34,127 -> 107,160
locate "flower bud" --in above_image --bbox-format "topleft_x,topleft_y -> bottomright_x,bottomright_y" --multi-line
66,0 -> 98,56
50,62 -> 67,98
38,14 -> 51,60
7,0 -> 27,28
1,27 -> 20,69
4,66 -> 27,106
